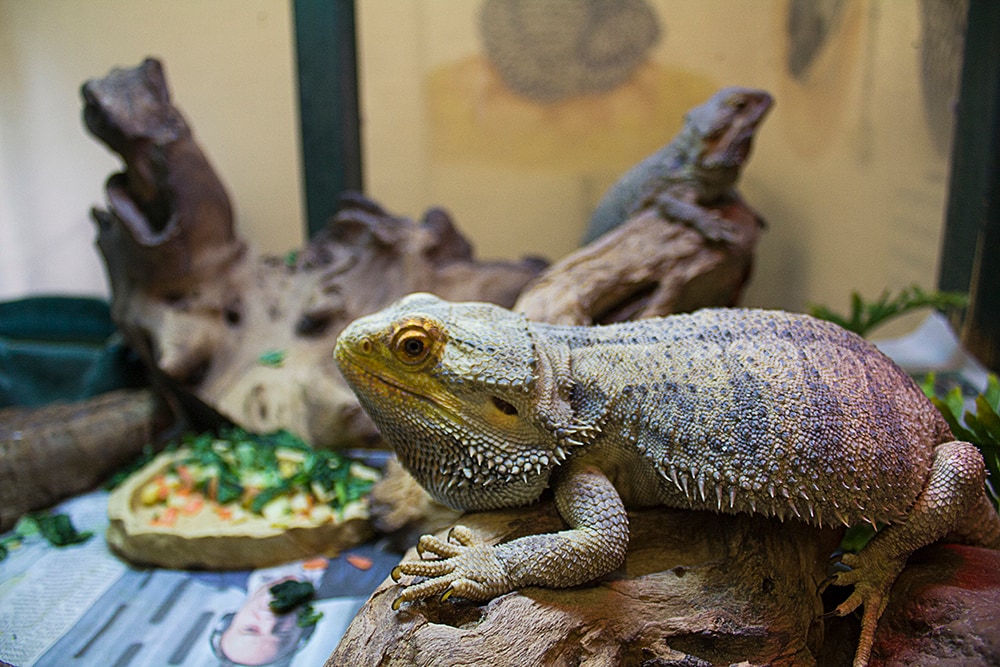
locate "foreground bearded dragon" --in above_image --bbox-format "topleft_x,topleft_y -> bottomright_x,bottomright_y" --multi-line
335,293 -> 1000,667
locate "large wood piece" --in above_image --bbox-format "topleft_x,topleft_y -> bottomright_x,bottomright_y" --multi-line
328,501 -> 840,666
516,198 -> 762,325
82,59 -> 545,448
0,388 -> 159,531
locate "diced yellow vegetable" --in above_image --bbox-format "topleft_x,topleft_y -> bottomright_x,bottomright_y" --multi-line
139,482 -> 161,506
340,500 -> 368,522
310,481 -> 331,503
350,462 -> 381,482
261,496 -> 291,525
290,491 -> 311,513
309,504 -> 334,524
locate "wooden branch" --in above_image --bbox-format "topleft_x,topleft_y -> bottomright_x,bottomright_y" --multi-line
82,58 -> 244,293
327,503 -> 840,666
83,60 -> 545,448
0,389 -> 160,531
516,198 -> 763,325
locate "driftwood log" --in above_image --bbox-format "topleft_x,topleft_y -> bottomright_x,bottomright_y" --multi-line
515,187 -> 762,326
82,59 -> 545,448
338,483 -> 1000,666
336,506 -> 1000,665
328,501 -> 842,666
0,388 -> 159,531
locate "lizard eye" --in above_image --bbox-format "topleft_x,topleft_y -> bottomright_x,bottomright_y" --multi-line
392,326 -> 433,365
491,396 -> 519,416
403,337 -> 425,357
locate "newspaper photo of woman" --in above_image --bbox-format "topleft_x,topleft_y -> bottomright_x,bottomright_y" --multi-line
210,566 -> 321,667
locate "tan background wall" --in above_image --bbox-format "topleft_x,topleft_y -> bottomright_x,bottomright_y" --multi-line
357,0 -> 956,332
1,1 -> 958,338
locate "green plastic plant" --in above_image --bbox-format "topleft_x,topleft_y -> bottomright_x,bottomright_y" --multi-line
807,284 -> 968,337
922,372 -> 1000,510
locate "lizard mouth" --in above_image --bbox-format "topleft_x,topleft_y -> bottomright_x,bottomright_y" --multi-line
337,355 -> 438,408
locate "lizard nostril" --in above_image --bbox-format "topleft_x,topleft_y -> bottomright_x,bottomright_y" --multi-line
360,338 -> 373,355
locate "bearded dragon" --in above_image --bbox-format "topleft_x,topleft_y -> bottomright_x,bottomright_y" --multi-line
582,86 -> 772,245
335,293 -> 1000,667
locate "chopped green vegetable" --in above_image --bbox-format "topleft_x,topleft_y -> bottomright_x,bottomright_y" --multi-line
268,579 -> 316,614
839,523 -> 877,554
297,604 -> 324,627
143,427 -> 378,521
0,511 -> 93,562
250,484 -> 292,514
807,285 -> 967,337
258,349 -> 287,367
31,512 -> 94,547
267,579 -> 324,626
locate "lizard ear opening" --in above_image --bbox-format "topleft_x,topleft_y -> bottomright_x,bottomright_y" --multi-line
491,396 -> 519,416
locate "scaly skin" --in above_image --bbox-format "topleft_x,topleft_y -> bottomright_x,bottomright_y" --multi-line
582,86 -> 772,244
335,293 -> 1000,667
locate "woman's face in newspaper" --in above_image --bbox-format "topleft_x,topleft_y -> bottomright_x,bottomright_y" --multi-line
220,578 -> 303,665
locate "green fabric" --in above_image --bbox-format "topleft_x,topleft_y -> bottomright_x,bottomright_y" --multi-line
0,297 -> 145,408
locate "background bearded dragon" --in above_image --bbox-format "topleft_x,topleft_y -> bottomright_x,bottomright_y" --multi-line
582,86 -> 772,244
335,293 -> 1000,667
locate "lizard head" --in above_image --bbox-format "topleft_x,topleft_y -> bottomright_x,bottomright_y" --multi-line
686,87 -> 772,174
334,293 -> 560,511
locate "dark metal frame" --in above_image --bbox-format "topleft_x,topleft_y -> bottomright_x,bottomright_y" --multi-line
939,0 -> 1000,368
293,0 -> 363,237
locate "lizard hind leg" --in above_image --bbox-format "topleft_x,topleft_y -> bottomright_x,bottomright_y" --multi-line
947,486 -> 1000,549
826,440 -> 990,667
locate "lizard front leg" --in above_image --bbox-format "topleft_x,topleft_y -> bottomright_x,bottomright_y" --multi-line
646,190 -> 738,244
390,462 -> 630,609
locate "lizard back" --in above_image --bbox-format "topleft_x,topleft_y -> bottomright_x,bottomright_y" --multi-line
534,308 -> 951,526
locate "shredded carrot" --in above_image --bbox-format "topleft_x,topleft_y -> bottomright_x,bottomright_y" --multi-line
302,557 -> 329,570
151,507 -> 178,527
215,506 -> 233,520
176,465 -> 194,489
346,554 -> 373,571
181,495 -> 204,515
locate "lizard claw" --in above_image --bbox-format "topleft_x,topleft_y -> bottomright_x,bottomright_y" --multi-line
822,550 -> 907,667
816,573 -> 838,594
388,526 -> 513,609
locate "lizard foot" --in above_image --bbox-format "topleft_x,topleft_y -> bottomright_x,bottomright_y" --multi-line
390,525 -> 513,610
824,551 -> 907,667
648,192 -> 739,244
